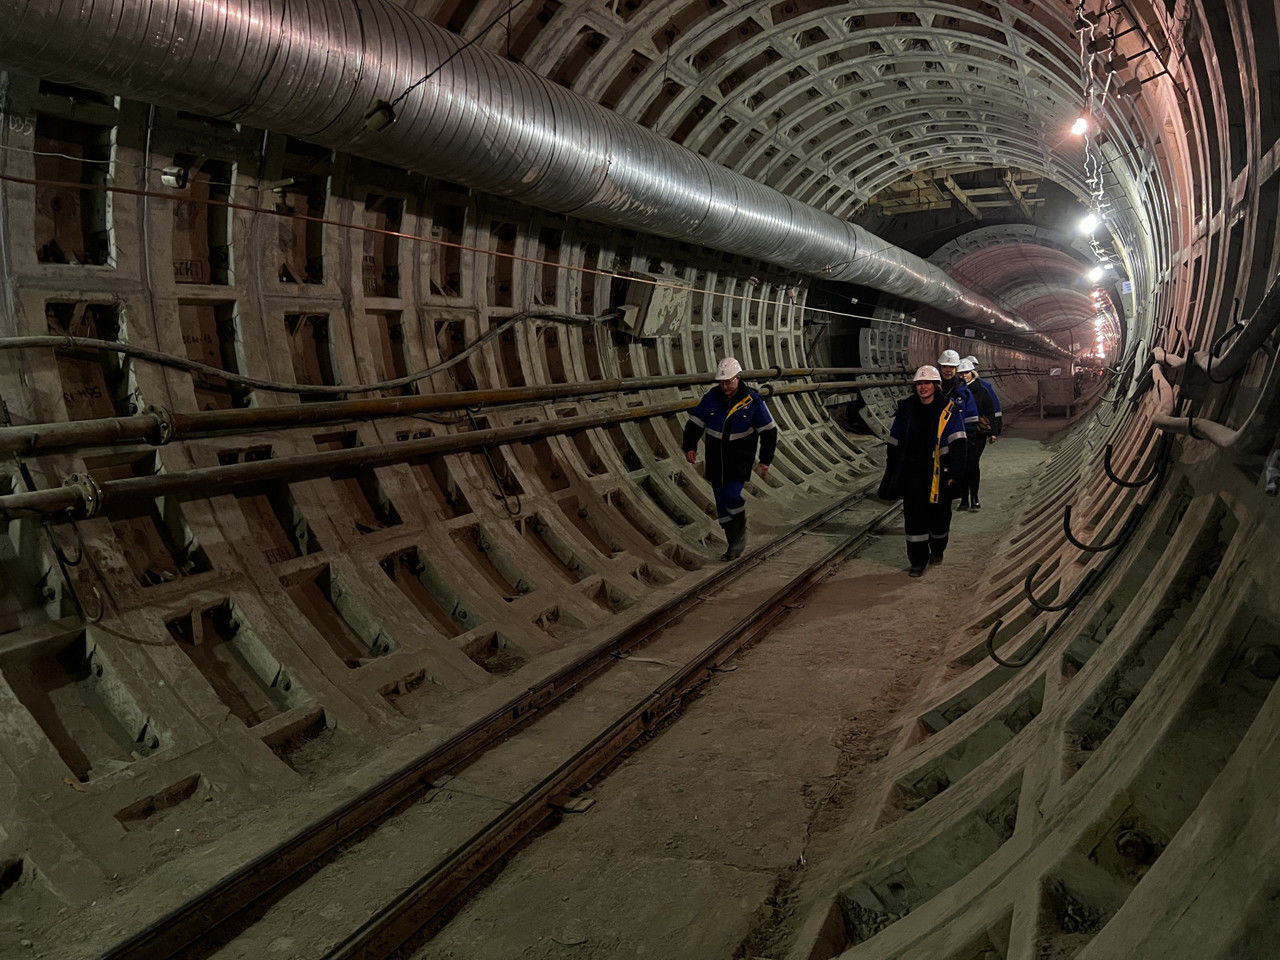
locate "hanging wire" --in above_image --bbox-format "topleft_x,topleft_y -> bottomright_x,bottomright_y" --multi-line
464,407 -> 522,517
389,0 -> 530,110
0,309 -> 600,397
0,167 -> 1040,338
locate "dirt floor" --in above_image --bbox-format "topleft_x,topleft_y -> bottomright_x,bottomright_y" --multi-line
409,429 -> 1052,960
6,419 -> 1057,960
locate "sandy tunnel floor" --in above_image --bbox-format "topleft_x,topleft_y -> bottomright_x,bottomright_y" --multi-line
407,433 -> 1051,960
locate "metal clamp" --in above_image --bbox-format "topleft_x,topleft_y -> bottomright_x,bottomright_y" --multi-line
146,403 -> 176,445
62,472 -> 103,519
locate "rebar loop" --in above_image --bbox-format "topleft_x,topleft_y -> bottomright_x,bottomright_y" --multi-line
1023,561 -> 1076,611
985,619 -> 1044,669
1103,436 -> 1166,488
1063,504 -> 1129,553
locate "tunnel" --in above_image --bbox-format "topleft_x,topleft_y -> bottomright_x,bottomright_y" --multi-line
0,1 -> 1277,958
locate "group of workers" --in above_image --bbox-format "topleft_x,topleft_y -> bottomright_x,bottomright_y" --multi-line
878,350 -> 1003,576
679,351 -> 1001,574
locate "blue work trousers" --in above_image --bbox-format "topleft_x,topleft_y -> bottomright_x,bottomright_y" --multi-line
712,481 -> 746,524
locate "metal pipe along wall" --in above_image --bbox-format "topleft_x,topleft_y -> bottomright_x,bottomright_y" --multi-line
0,0 -> 1068,357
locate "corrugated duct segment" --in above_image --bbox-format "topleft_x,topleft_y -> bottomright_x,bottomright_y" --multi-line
0,0 -> 1068,357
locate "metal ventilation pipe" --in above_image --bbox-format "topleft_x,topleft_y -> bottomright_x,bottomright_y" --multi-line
0,0 -> 1067,357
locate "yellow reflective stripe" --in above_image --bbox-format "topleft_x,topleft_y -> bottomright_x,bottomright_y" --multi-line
930,401 -> 954,504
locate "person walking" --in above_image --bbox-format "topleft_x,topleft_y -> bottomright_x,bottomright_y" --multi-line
878,365 -> 967,577
937,349 -> 979,435
936,349 -> 979,510
963,355 -> 1003,437
959,355 -> 1002,510
955,357 -> 993,509
682,358 -> 777,561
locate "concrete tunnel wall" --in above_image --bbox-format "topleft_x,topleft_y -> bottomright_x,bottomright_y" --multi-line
0,2 -> 1279,958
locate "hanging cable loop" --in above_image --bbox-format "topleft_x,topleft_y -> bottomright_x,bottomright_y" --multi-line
43,519 -> 82,566
41,520 -> 102,622
1210,320 -> 1244,360
1063,504 -> 1126,552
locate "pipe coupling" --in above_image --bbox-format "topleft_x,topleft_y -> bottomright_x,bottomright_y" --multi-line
146,404 -> 176,445
62,472 -> 104,519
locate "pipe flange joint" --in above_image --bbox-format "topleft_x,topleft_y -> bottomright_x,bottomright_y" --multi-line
62,472 -> 103,519
146,404 -> 176,445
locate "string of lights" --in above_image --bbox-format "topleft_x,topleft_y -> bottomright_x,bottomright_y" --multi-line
1071,1 -> 1127,360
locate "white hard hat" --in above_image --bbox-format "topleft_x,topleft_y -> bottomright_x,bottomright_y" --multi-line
963,355 -> 979,366
715,357 -> 743,380
937,349 -> 961,366
956,358 -> 976,374
913,365 -> 941,382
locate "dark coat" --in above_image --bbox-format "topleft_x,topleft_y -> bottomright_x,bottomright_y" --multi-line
879,393 -> 966,502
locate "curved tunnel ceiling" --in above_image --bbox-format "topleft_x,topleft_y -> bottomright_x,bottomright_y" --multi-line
0,0 -> 1183,359
445,0 -> 1180,359
2,1 -> 1274,956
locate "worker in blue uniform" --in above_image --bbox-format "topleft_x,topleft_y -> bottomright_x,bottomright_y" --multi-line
963,354 -> 1003,436
879,365 -> 967,576
937,348 -> 979,437
958,355 -> 1002,510
682,357 -> 778,561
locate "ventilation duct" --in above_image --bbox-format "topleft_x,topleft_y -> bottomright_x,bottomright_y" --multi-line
0,0 -> 1068,357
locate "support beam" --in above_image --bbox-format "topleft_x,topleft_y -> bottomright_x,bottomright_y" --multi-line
1003,169 -> 1034,219
940,174 -> 983,220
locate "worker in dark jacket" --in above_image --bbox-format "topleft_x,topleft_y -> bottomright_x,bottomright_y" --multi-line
958,356 -> 999,509
879,365 -> 967,576
683,357 -> 778,560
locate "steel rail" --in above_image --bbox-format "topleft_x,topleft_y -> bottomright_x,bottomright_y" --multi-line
92,485 -> 885,960
0,379 -> 901,521
323,498 -> 900,960
0,366 -> 898,456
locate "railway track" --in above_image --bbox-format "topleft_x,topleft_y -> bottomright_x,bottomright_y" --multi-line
96,489 -> 900,960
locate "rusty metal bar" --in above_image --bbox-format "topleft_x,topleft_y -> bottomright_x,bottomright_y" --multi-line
0,367 -> 898,457
0,379 -> 906,521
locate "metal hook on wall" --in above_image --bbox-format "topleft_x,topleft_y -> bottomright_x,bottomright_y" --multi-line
1023,561 -> 1076,611
1103,437 -> 1165,488
985,618 -> 1048,669
1063,504 -> 1127,552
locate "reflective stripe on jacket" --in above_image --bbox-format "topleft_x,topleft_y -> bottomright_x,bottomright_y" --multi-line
682,383 -> 777,485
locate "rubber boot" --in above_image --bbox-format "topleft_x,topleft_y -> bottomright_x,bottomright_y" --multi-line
721,514 -> 746,560
729,513 -> 747,559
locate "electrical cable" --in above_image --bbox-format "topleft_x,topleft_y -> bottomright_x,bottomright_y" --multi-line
0,170 -> 1062,360
464,407 -> 522,517
389,1 -> 530,110
0,309 -> 609,397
